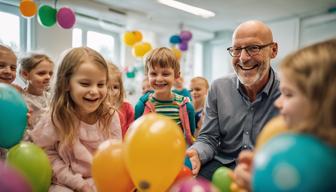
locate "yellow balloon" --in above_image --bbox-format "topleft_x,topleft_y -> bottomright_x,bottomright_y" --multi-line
124,114 -> 186,192
133,31 -> 143,43
123,31 -> 136,46
255,115 -> 288,150
19,0 -> 37,18
132,42 -> 152,58
92,140 -> 134,192
171,47 -> 182,60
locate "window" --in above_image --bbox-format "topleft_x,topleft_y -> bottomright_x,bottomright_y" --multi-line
72,28 -> 83,47
0,11 -> 20,51
87,31 -> 115,62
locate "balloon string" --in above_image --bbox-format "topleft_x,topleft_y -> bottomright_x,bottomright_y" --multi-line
54,0 -> 58,9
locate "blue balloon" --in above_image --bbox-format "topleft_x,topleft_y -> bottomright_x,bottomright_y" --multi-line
252,133 -> 336,192
169,35 -> 182,44
0,83 -> 28,149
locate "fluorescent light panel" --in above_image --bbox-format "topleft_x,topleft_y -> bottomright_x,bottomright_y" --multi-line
158,0 -> 215,18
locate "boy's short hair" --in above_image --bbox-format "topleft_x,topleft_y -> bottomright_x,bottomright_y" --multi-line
145,47 -> 180,76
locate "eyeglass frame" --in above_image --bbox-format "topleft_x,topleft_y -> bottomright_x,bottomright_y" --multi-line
226,42 -> 274,57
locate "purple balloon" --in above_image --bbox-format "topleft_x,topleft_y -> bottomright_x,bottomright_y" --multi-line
170,178 -> 218,192
57,7 -> 76,29
0,161 -> 32,192
179,41 -> 188,51
180,31 -> 192,41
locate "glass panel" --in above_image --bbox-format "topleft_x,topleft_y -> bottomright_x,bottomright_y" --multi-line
87,31 -> 115,61
0,11 -> 20,51
72,28 -> 82,47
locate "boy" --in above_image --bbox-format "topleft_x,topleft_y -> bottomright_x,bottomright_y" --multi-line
134,47 -> 196,145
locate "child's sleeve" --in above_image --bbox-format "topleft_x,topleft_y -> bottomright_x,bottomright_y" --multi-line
134,92 -> 151,120
186,102 -> 196,135
30,117 -> 88,191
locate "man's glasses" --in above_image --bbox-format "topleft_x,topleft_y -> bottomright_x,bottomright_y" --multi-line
227,43 -> 274,57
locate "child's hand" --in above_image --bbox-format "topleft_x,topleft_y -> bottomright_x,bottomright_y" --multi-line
186,149 -> 201,176
230,150 -> 254,192
80,184 -> 94,192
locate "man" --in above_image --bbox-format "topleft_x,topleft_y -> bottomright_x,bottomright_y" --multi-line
187,20 -> 280,180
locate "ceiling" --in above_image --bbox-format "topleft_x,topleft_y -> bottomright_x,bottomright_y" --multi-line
92,0 -> 336,33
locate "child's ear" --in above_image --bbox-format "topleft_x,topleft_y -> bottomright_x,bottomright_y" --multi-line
21,70 -> 29,80
175,72 -> 181,79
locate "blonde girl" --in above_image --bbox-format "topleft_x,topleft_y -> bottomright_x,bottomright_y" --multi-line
233,39 -> 336,191
20,53 -> 54,134
31,47 -> 122,192
108,63 -> 134,138
190,76 -> 209,137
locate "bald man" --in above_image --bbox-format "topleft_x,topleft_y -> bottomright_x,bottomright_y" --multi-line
187,20 -> 280,180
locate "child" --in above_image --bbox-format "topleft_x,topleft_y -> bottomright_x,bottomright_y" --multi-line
190,76 -> 209,137
232,39 -> 336,191
30,47 -> 122,192
173,74 -> 192,101
134,47 -> 196,145
20,53 -> 54,138
0,44 -> 22,92
141,76 -> 153,95
108,63 -> 134,138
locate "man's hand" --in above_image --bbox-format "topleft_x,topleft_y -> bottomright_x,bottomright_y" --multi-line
230,150 -> 254,192
186,149 -> 201,176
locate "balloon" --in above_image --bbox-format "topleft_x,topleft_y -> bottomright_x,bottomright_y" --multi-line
172,47 -> 182,60
179,41 -> 188,51
255,115 -> 288,150
124,114 -> 186,192
6,142 -> 52,192
170,35 -> 182,44
170,178 -> 219,192
123,31 -> 137,46
0,160 -> 32,192
184,156 -> 192,170
180,30 -> 192,41
92,140 -> 134,192
19,0 -> 37,18
173,166 -> 193,184
212,166 -> 232,192
253,134 -> 336,192
133,31 -> 143,43
38,5 -> 57,27
132,42 -> 152,58
0,83 -> 28,149
57,7 -> 76,29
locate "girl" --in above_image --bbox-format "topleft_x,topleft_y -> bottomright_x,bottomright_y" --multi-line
31,47 -> 122,192
232,39 -> 336,191
108,63 -> 134,138
190,76 -> 209,137
20,53 -> 54,137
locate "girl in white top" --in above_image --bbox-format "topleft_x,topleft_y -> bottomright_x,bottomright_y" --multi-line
20,53 -> 54,138
31,47 -> 122,192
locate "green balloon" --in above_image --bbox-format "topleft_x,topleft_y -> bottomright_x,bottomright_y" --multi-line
38,5 -> 57,27
212,166 -> 233,192
0,83 -> 28,149
7,142 -> 52,192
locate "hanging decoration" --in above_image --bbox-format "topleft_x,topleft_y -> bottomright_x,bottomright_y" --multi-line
38,5 -> 57,27
19,0 -> 76,29
132,42 -> 152,58
168,29 -> 193,53
123,31 -> 143,47
19,0 -> 37,18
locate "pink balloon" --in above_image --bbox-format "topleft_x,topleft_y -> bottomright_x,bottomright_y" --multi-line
0,160 -> 32,192
179,41 -> 188,51
57,7 -> 76,29
170,178 -> 218,192
180,31 -> 192,41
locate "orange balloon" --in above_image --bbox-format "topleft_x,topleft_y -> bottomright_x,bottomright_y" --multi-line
124,114 -> 186,192
92,140 -> 134,192
171,47 -> 182,60
19,0 -> 37,17
132,42 -> 152,58
174,166 -> 193,183
123,31 -> 137,46
255,115 -> 288,150
133,31 -> 143,43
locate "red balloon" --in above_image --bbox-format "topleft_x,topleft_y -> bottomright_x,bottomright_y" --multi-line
57,7 -> 76,29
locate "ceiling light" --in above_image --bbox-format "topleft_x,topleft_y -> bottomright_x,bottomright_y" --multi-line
157,0 -> 215,18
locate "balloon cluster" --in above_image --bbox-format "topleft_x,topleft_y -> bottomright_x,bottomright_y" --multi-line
19,0 -> 76,29
169,30 -> 193,52
122,30 -> 153,58
92,114 -> 191,192
0,83 -> 52,192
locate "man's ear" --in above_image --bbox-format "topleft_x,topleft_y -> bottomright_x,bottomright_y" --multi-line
270,42 -> 278,58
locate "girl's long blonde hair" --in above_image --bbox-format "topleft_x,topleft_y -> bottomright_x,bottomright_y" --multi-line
51,47 -> 114,158
279,39 -> 336,145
